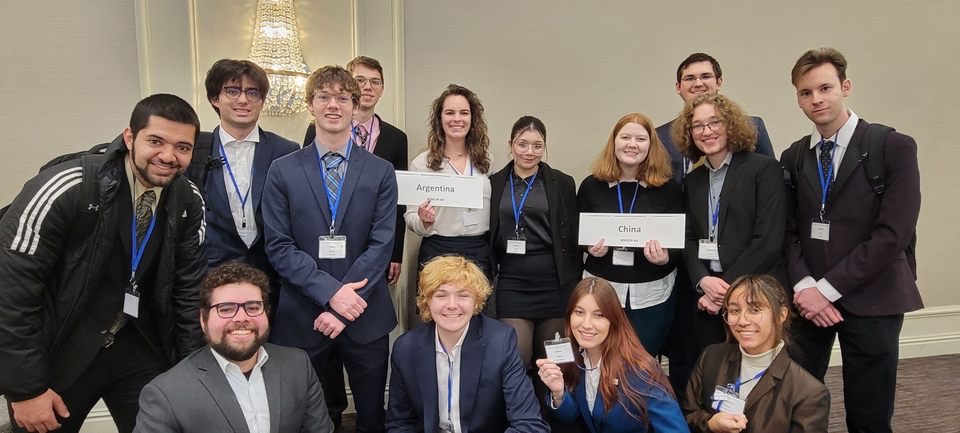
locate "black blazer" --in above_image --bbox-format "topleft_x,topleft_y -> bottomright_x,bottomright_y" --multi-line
683,151 -> 787,288
304,115 -> 409,263
488,161 -> 581,290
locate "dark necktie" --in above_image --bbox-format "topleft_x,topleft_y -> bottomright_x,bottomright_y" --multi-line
136,190 -> 156,245
323,152 -> 344,200
354,124 -> 369,148
819,140 -> 836,198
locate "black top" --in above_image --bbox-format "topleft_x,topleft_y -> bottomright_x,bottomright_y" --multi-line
495,170 -> 552,255
576,175 -> 683,283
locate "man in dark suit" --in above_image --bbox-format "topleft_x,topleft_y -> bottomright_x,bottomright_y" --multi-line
0,94 -> 206,433
386,256 -> 547,433
263,65 -> 398,433
782,48 -> 922,433
658,53 -> 776,396
193,59 -> 298,322
134,261 -> 334,433
301,56 -> 408,427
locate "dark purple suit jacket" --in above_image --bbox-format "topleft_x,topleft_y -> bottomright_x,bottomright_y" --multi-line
781,119 -> 922,316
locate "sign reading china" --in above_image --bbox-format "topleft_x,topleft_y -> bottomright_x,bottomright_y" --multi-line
578,213 -> 685,249
395,171 -> 484,209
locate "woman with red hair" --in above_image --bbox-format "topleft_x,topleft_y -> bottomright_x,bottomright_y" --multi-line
536,277 -> 688,433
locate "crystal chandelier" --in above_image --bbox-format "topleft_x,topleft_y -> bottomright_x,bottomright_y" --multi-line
249,0 -> 311,116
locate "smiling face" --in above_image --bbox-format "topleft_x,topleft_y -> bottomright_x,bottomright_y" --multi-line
352,64 -> 384,111
307,83 -> 358,137
795,63 -> 852,136
569,294 -> 610,359
725,286 -> 785,355
440,95 -> 471,142
690,103 -> 729,161
123,115 -> 195,188
614,122 -> 651,171
211,75 -> 263,134
201,282 -> 269,363
676,61 -> 723,103
428,283 -> 476,341
510,129 -> 545,172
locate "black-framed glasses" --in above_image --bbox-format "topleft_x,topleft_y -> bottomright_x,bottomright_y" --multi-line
221,86 -> 263,102
680,73 -> 717,83
208,301 -> 265,319
354,76 -> 383,88
689,119 -> 724,135
721,306 -> 765,325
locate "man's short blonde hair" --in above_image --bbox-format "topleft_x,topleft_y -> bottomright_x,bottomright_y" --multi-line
416,256 -> 491,322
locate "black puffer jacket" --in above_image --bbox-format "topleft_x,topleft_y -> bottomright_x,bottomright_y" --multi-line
0,136 -> 206,401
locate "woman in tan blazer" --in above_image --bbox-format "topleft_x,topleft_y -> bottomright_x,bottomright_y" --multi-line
683,275 -> 829,433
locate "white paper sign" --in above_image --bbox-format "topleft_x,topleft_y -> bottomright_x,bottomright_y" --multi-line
395,171 -> 484,209
578,213 -> 685,249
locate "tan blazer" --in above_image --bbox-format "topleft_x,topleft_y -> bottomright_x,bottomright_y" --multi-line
682,343 -> 829,433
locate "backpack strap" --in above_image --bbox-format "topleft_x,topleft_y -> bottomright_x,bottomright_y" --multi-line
862,123 -> 894,195
185,131 -> 215,199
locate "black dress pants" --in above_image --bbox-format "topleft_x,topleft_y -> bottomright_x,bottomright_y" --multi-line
306,333 -> 389,433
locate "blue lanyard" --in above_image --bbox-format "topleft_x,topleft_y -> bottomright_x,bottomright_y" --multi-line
129,205 -> 158,288
218,142 -> 252,227
316,139 -> 354,235
509,169 -> 538,234
616,181 -> 639,214
734,368 -> 767,393
440,343 -> 455,425
816,134 -> 839,219
709,193 -> 720,241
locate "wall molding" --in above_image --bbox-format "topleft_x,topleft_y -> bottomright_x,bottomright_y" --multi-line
829,305 -> 960,366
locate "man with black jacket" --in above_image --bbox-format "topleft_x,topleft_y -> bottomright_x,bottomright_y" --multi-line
0,94 -> 207,433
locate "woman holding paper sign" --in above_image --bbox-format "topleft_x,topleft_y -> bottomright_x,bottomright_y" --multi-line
681,275 -> 829,433
489,116 -> 580,372
671,94 -> 787,366
576,112 -> 683,357
405,84 -> 494,282
535,277 -> 688,433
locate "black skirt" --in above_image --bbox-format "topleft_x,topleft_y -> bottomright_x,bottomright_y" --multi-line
496,252 -> 566,318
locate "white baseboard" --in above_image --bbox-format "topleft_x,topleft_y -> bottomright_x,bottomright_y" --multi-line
828,304 -> 960,366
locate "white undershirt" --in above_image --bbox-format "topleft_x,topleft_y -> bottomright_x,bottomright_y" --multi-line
211,346 -> 271,433
737,340 -> 784,399
583,354 -> 602,412
436,323 -> 469,433
219,126 -> 259,247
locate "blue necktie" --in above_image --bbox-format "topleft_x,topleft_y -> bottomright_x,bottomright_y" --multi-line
819,140 -> 835,196
323,152 -> 344,200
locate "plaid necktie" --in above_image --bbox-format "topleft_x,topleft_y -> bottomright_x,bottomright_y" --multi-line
323,152 -> 344,201
135,190 -> 156,245
354,124 -> 369,149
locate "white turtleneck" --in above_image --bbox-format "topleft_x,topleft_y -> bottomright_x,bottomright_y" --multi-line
737,340 -> 784,399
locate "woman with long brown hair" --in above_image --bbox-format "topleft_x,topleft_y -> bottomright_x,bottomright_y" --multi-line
536,277 -> 688,433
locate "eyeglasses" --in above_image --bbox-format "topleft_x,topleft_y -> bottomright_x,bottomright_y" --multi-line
208,301 -> 265,319
354,76 -> 383,88
221,86 -> 263,103
680,73 -> 717,84
722,306 -> 765,325
513,141 -> 545,154
313,92 -> 354,106
689,119 -> 724,135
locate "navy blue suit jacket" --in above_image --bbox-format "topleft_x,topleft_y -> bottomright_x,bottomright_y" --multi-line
202,127 -> 298,281
386,315 -> 547,433
262,142 -> 398,346
657,116 -> 774,184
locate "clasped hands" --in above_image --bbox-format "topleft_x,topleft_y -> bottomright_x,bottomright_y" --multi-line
314,278 -> 368,339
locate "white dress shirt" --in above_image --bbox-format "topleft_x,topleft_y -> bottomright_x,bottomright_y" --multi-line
219,126 -> 259,247
793,110 -> 860,302
404,151 -> 492,237
436,323 -> 470,433
583,354 -> 602,412
211,346 -> 271,433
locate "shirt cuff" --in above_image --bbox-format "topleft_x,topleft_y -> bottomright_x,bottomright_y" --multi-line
792,276 -> 818,294
815,278 -> 843,302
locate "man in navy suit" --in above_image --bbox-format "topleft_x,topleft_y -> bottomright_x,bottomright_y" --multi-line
262,65 -> 398,433
194,59 -> 298,321
386,256 -> 546,433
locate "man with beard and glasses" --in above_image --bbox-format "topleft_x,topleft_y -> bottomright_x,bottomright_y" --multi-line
0,94 -> 207,433
134,261 -> 334,433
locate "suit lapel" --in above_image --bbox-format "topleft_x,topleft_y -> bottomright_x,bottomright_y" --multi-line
262,352 -> 282,433
717,153 -> 744,238
299,145 -> 332,228
543,164 -> 561,232
830,121 -> 867,197
458,317 -> 485,432
801,143 -> 821,197
414,326 -> 440,433
195,349 -> 250,433
334,149 -> 365,228
745,349 -> 789,412
251,128 -> 272,214
575,378 -> 600,433
208,128 -> 233,228
687,170 -> 710,237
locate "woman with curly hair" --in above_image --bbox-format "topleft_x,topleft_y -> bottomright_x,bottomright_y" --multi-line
536,277 -> 688,433
672,93 -> 787,365
405,84 -> 494,281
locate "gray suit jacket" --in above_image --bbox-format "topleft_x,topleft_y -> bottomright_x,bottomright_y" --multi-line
134,343 -> 333,433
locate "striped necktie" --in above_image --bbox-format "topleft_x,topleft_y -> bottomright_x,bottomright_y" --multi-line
322,152 -> 344,201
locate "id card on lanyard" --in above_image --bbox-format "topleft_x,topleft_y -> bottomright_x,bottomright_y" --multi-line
812,135 -> 838,241
507,169 -> 538,255
698,180 -> 721,261
612,182 -> 638,266
126,210 -> 157,318
317,140 -> 353,259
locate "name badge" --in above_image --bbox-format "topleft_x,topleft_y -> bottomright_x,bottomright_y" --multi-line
544,333 -> 576,364
698,239 -> 720,260
810,220 -> 830,241
319,235 -> 347,259
712,386 -> 746,415
506,238 -> 526,255
612,248 -> 634,266
462,209 -> 480,226
123,292 -> 140,318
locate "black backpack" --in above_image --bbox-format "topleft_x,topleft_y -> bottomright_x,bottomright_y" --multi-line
784,123 -> 917,279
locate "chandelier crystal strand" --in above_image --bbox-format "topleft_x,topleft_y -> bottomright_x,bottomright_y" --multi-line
249,0 -> 311,116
